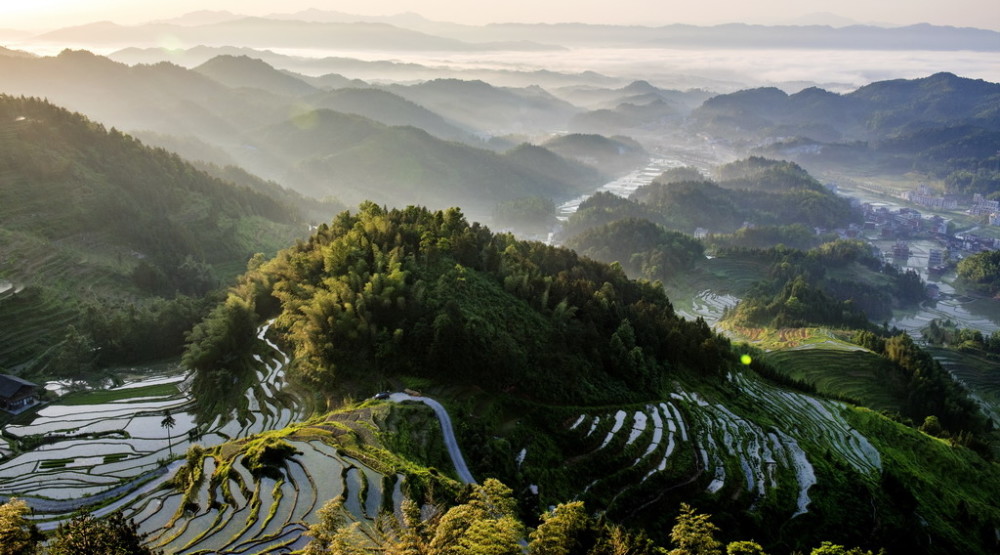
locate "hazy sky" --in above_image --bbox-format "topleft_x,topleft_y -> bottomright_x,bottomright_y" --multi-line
2,0 -> 999,31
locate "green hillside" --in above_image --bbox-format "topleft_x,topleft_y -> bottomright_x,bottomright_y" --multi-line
387,78 -> 580,133
185,202 -> 1000,553
694,74 -> 1000,197
193,54 -> 319,97
541,133 -> 649,176
0,95 -> 308,375
692,72 -> 1000,142
562,158 -> 859,239
306,87 -> 475,143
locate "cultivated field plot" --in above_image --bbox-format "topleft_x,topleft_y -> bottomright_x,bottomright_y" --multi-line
130,440 -> 397,554
762,341 -> 903,413
675,289 -> 740,326
928,347 -> 1000,423
564,368 -> 881,518
0,324 -> 314,540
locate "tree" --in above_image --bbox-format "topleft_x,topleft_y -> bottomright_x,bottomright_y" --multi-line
307,479 -> 524,555
0,499 -> 40,555
668,503 -> 722,555
529,501 -> 593,555
430,479 -> 523,555
726,541 -> 767,555
48,511 -> 159,555
305,496 -> 438,555
161,409 -> 176,457
809,541 -> 880,555
919,415 -> 944,437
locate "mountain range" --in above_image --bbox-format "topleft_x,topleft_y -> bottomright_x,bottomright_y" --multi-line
21,13 -> 1000,52
1,17 -> 1000,554
31,17 -> 559,51
691,72 -> 1000,142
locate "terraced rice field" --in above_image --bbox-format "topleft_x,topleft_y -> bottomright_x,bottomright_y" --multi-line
927,347 -> 1000,424
556,158 -> 686,221
0,323 -> 395,553
675,289 -> 740,326
0,226 -> 136,369
563,369 -> 881,518
126,440 -> 396,554
763,345 -> 903,413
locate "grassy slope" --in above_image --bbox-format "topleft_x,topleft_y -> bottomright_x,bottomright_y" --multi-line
848,407 -> 1000,553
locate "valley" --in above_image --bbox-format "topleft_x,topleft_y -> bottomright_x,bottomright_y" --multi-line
1,6 -> 1000,554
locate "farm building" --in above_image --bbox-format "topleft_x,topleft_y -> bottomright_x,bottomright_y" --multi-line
0,374 -> 38,413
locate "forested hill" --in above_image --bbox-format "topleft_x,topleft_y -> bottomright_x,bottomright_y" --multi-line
0,95 -> 301,267
0,95 -> 311,374
187,203 -> 1000,553
562,157 -> 858,239
691,72 -> 1000,141
186,202 -> 729,406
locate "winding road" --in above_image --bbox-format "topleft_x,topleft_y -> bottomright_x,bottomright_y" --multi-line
388,393 -> 476,484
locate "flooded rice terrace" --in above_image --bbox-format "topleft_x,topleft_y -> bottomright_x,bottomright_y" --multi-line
556,157 -> 686,222
0,324 -> 398,553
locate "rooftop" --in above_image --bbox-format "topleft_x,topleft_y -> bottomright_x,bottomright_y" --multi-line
0,373 -> 38,399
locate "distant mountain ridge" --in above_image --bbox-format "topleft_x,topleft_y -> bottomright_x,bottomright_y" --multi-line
114,10 -> 1000,51
193,54 -> 319,97
475,21 -> 1000,51
244,109 -> 603,215
691,72 -> 1000,141
107,45 -> 622,89
31,17 -> 561,52
0,50 -> 620,225
304,87 -> 476,143
385,78 -> 581,134
19,13 -> 999,58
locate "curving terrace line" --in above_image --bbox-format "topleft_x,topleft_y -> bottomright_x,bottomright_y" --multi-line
19,460 -> 187,531
388,393 -> 476,484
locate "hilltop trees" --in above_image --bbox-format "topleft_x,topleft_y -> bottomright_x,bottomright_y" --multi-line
305,479 -> 523,555
187,203 -> 730,407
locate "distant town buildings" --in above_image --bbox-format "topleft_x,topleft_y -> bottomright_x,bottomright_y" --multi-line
892,240 -> 911,258
970,193 -> 1000,221
863,203 -> 928,237
903,185 -> 960,210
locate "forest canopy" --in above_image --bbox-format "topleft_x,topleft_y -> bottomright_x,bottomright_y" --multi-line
187,203 -> 734,408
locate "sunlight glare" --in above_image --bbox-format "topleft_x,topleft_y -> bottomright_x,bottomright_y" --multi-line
156,34 -> 187,53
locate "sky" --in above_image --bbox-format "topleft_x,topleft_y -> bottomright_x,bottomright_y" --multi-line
1,0 -> 998,31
